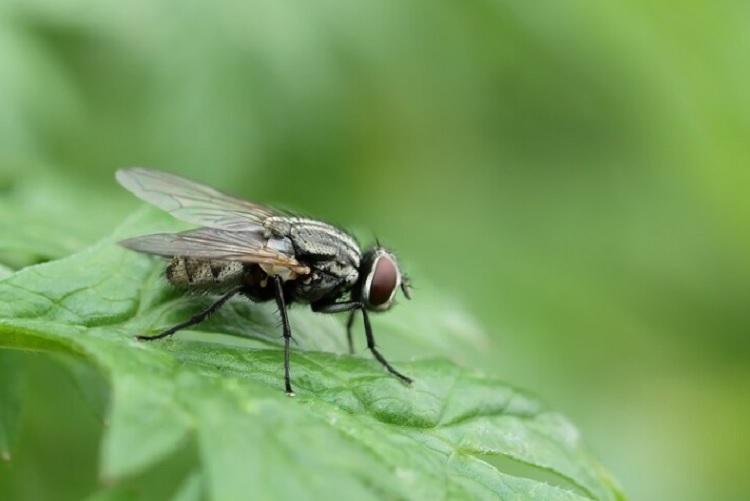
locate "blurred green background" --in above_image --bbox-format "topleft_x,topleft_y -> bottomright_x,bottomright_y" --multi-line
0,1 -> 748,500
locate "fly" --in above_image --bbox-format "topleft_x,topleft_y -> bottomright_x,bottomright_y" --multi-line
116,168 -> 413,395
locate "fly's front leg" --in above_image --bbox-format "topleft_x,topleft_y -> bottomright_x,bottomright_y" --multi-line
272,275 -> 295,396
136,286 -> 242,341
360,307 -> 413,384
312,301 -> 412,384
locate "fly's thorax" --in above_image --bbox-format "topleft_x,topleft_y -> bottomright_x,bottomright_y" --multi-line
166,257 -> 244,290
263,216 -> 363,302
265,217 -> 361,268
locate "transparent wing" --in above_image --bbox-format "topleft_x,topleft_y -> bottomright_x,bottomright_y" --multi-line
119,228 -> 310,275
116,167 -> 280,231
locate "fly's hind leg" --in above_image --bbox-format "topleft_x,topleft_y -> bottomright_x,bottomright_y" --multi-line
136,286 -> 242,341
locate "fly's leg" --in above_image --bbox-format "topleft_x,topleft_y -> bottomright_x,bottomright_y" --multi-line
312,301 -> 412,384
360,306 -> 412,384
271,275 -> 295,396
136,286 -> 242,341
345,310 -> 356,354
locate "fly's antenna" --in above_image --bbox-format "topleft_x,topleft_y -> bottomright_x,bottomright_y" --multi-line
401,274 -> 413,300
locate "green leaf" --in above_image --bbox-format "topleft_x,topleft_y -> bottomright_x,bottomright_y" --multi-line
0,167 -> 131,269
0,264 -> 12,280
0,209 -> 624,500
0,350 -> 25,462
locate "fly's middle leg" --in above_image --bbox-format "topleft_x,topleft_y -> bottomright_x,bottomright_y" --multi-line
271,275 -> 295,396
345,309 -> 356,354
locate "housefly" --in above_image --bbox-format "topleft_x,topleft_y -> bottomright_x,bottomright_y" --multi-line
116,168 -> 412,395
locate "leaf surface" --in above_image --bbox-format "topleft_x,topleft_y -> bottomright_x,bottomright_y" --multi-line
0,209 -> 624,500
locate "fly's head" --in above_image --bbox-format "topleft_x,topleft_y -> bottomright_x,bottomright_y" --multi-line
356,246 -> 411,312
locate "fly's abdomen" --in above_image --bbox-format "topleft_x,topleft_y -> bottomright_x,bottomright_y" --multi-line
166,257 -> 244,291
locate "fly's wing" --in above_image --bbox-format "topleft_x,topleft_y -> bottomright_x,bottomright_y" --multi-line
119,228 -> 310,275
116,167 -> 280,231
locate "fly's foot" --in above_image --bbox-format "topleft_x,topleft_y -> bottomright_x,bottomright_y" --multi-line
393,372 -> 413,385
135,333 -> 167,341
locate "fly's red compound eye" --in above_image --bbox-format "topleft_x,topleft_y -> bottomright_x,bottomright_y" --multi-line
368,254 -> 399,307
